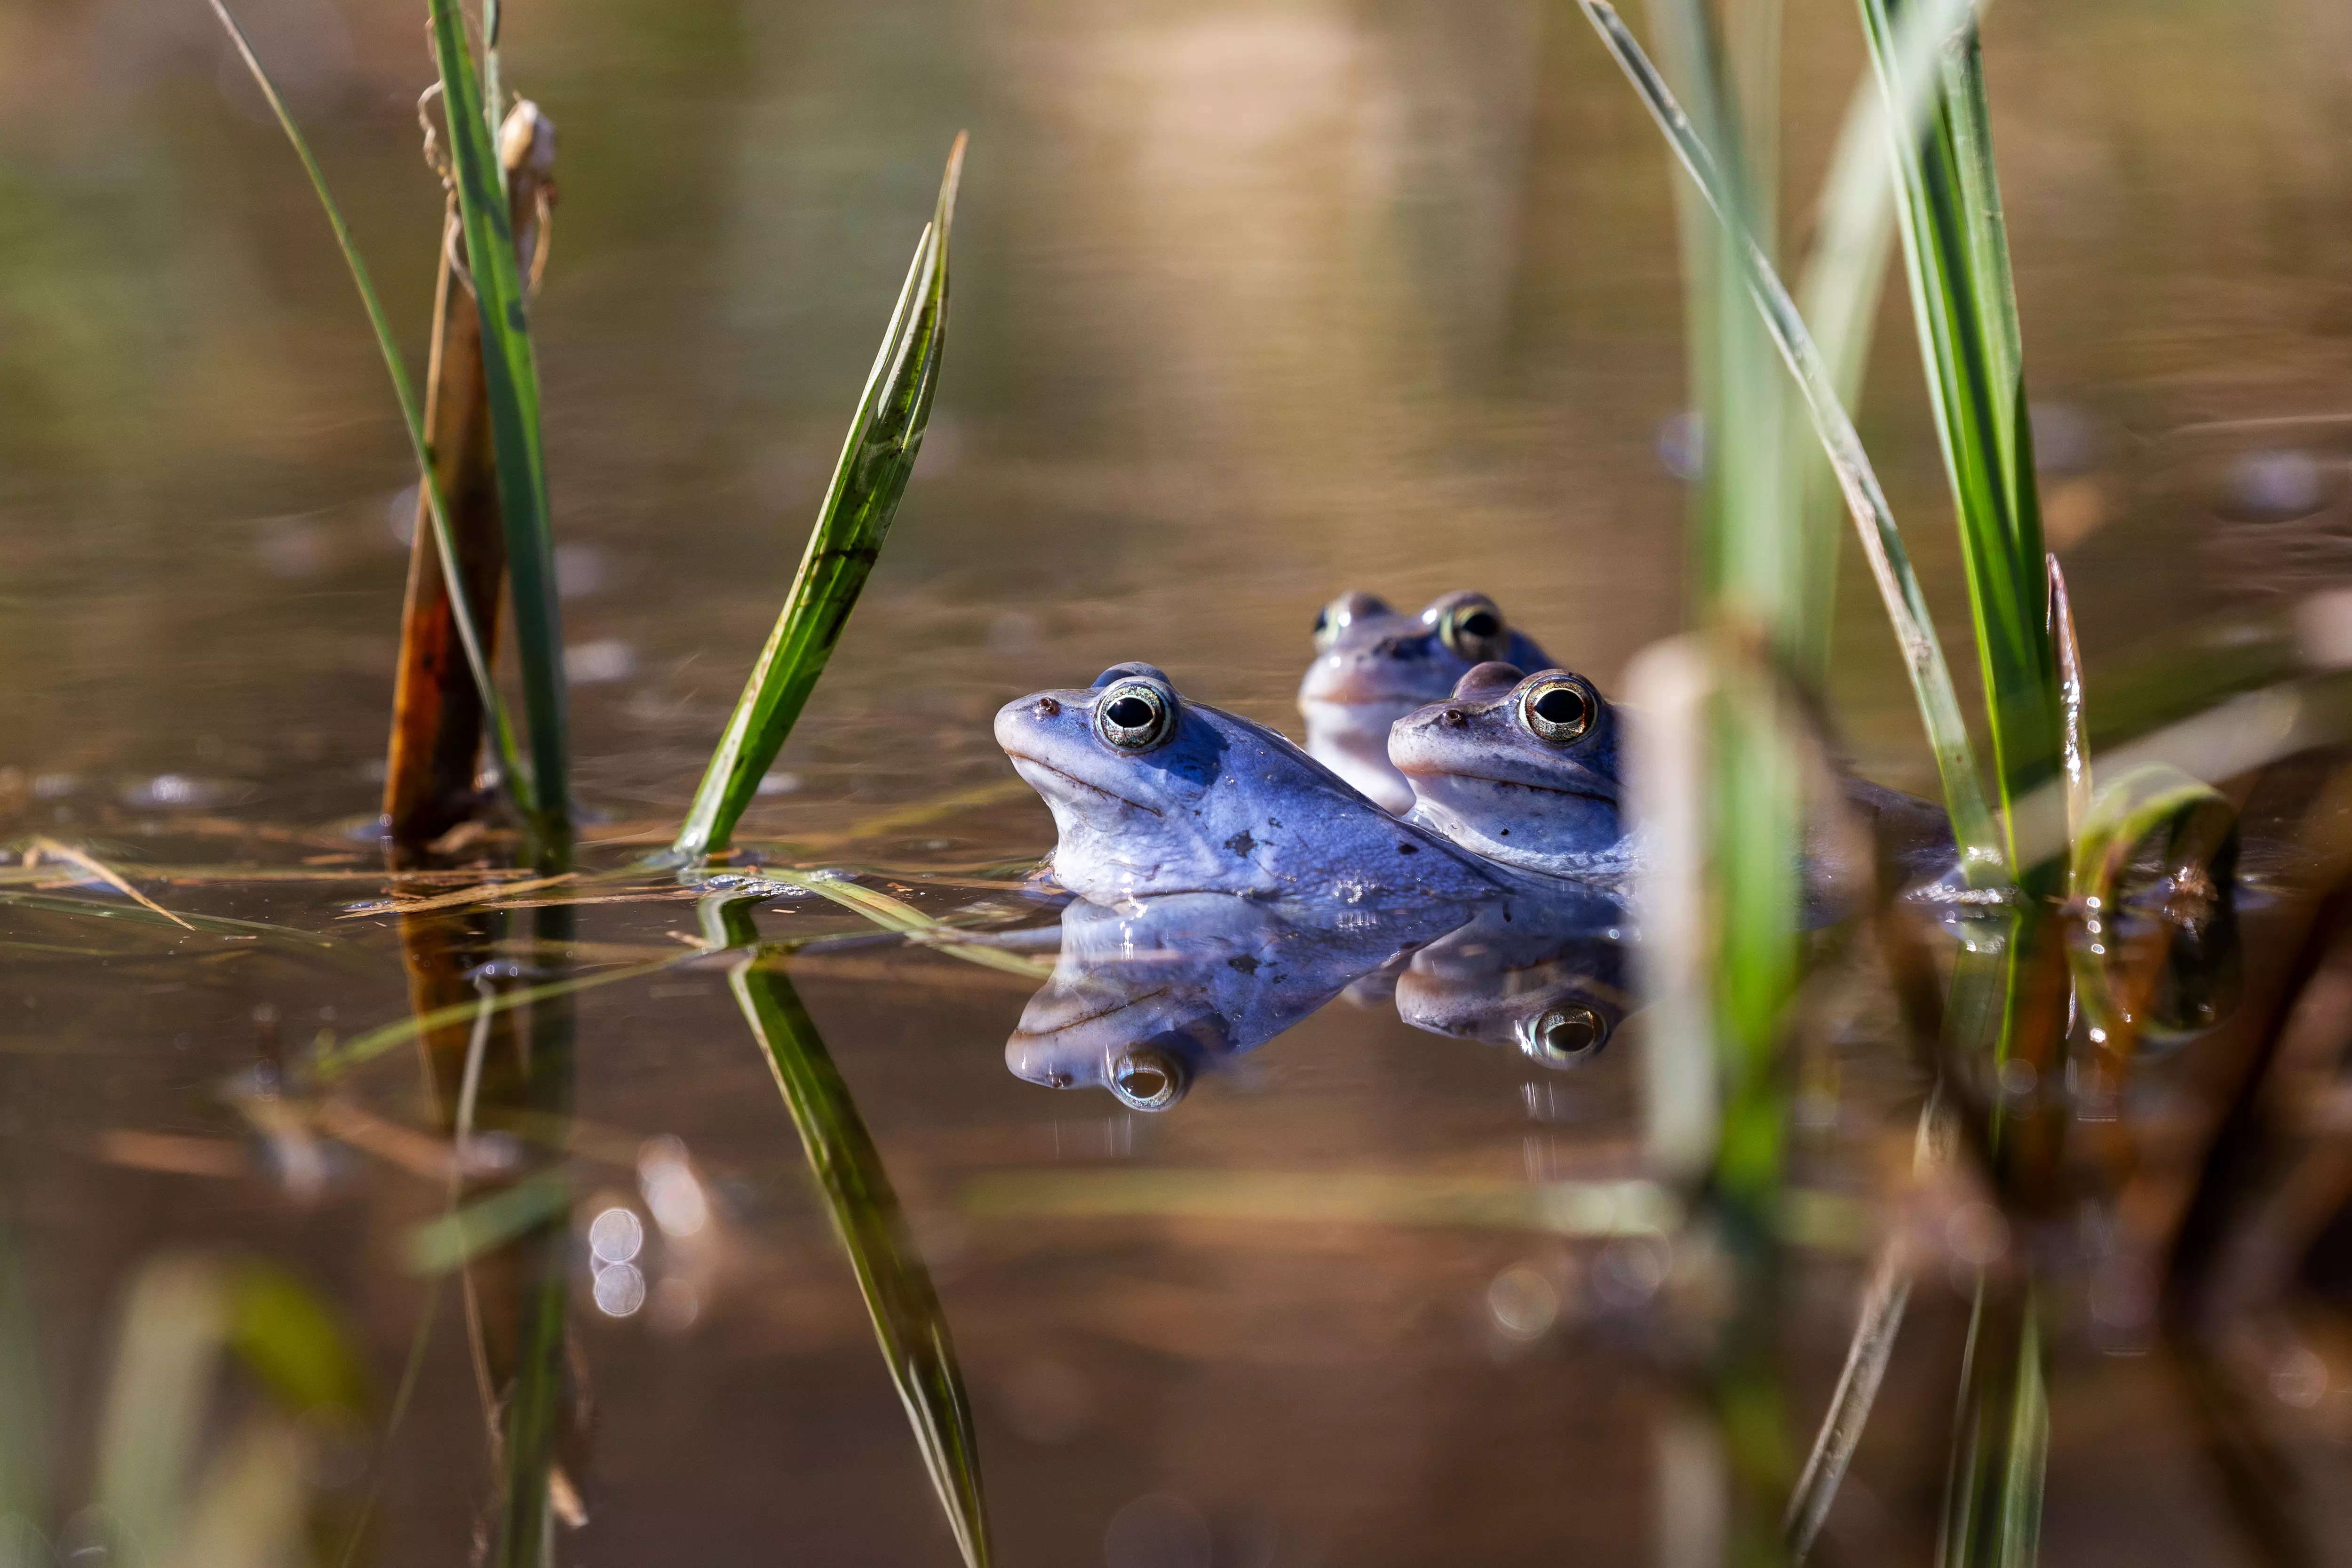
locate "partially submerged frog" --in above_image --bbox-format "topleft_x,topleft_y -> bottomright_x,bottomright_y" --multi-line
1008,891 -> 1472,1110
997,662 -> 1507,910
1297,591 -> 1555,814
1391,661 -> 1957,893
1390,662 -> 1631,878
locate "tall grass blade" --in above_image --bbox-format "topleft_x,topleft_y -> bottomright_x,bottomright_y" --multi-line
425,0 -> 570,855
1791,0 -> 1990,675
1578,1 -> 2003,884
705,895 -> 992,1567
671,136 -> 967,863
207,0 -> 529,814
1939,1283 -> 2048,1568
1858,0 -> 2062,880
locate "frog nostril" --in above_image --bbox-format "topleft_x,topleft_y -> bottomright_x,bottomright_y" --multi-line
1439,707 -> 1468,728
1033,697 -> 1061,718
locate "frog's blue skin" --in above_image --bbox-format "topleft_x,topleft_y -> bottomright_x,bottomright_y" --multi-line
1391,661 -> 1631,878
997,663 -> 1508,910
1007,891 -> 1474,1110
1394,661 -> 1960,905
1393,886 -> 1636,1068
1298,590 -> 1554,815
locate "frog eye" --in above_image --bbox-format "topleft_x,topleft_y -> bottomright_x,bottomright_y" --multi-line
1313,593 -> 1385,652
1518,1003 -> 1609,1067
1436,595 -> 1509,661
1094,679 -> 1176,751
1108,1045 -> 1189,1110
1519,677 -> 1594,744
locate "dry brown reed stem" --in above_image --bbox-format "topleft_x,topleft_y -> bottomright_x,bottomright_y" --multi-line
381,99 -> 557,855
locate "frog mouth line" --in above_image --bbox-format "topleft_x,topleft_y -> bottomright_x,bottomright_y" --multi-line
1398,767 -> 1618,807
1004,753 -> 1166,817
1015,982 -> 1177,1038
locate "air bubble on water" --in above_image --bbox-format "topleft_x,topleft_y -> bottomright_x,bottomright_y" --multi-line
555,543 -> 611,599
387,485 -> 420,546
2270,1345 -> 2329,1409
1487,1263 -> 1559,1341
2229,449 -> 2327,521
564,639 -> 638,685
593,1261 -> 646,1317
639,1137 -> 710,1237
588,1206 -> 644,1264
1656,410 -> 1705,481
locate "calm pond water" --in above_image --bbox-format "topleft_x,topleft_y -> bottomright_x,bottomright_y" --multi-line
3,0 -> 2351,1562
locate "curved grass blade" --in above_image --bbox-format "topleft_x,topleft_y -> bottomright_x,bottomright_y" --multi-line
671,136 -> 967,864
425,0 -> 569,854
1578,0 -> 2003,885
704,895 -> 991,1567
2067,762 -> 2237,1058
207,0 -> 530,816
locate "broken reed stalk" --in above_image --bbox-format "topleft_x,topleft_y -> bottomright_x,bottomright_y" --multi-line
383,102 -> 557,857
426,0 -> 572,861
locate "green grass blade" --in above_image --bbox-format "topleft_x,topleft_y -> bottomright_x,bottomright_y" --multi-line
706,896 -> 991,1567
714,868 -> 1052,979
1578,1 -> 2004,885
1791,0 -> 1990,674
1858,0 -> 2061,882
671,137 -> 967,863
425,0 -> 570,852
207,0 -> 531,817
1939,1282 -> 2049,1568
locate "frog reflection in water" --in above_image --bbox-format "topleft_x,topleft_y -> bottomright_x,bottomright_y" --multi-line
996,662 -> 1506,910
1297,591 -> 1555,815
1391,661 -> 1957,893
1394,891 -> 1635,1069
1007,891 -> 1477,1110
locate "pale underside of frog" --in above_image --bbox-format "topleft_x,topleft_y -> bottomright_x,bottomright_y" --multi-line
1296,590 -> 1555,815
1391,661 -> 1958,899
996,662 -> 1510,911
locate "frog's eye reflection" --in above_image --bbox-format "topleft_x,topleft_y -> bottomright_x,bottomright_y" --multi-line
1095,682 -> 1176,750
1519,1003 -> 1609,1067
1521,680 -> 1594,743
1438,597 -> 1508,661
1312,598 -> 1347,652
1108,1047 -> 1189,1111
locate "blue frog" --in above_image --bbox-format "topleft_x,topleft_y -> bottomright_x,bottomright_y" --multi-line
1297,591 -> 1554,814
